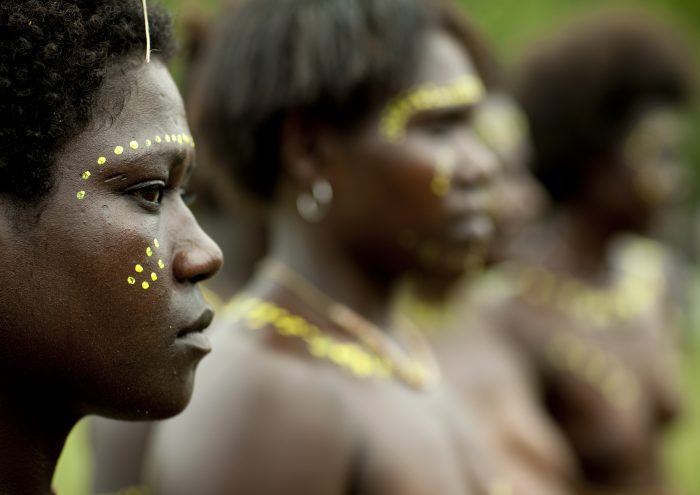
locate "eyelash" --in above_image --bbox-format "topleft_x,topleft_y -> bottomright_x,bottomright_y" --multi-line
126,181 -> 166,210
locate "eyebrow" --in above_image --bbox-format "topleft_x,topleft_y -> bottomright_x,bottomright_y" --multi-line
379,75 -> 486,142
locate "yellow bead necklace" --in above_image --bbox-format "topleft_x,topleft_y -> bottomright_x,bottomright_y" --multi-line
223,260 -> 441,390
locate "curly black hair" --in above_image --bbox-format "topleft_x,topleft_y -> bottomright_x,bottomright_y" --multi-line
0,0 -> 174,200
514,9 -> 694,203
190,0 -> 495,201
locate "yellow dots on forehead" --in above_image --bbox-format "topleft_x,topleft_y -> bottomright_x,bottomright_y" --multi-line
129,140 -> 139,150
97,156 -> 107,166
114,145 -> 124,155
81,171 -> 91,180
146,247 -> 153,257
76,191 -> 86,200
158,259 -> 165,269
379,74 -> 486,142
135,264 -> 144,273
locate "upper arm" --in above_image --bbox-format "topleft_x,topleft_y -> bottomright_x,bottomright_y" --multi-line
145,346 -> 356,495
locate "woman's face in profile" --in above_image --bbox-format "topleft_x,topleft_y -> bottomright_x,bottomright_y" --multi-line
0,59 -> 222,419
322,29 -> 498,279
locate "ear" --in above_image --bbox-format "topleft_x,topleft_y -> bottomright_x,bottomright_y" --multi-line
279,113 -> 334,192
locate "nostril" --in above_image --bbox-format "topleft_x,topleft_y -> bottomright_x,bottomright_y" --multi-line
172,242 -> 223,285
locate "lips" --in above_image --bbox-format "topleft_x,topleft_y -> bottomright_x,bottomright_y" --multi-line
175,308 -> 214,353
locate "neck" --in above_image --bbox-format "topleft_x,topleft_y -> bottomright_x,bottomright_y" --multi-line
548,207 -> 616,282
269,209 -> 395,330
0,382 -> 75,495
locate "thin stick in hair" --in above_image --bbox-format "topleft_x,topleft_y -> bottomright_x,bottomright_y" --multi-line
142,0 -> 151,63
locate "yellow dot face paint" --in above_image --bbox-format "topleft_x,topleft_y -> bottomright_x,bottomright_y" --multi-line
379,75 -> 486,143
128,277 -> 136,285
135,264 -> 144,273
97,156 -> 107,166
146,139 -> 152,147
146,247 -> 153,257
170,134 -> 177,142
81,171 -> 91,180
151,272 -> 158,281
76,191 -> 86,200
154,238 -> 160,248
142,281 -> 150,290
158,259 -> 165,269
114,146 -> 124,155
165,135 -> 171,143
129,140 -> 139,150
155,135 -> 162,143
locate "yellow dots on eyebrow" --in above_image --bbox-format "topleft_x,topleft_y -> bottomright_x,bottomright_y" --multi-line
146,139 -> 152,147
128,277 -> 136,285
81,171 -> 91,180
158,259 -> 165,269
76,191 -> 86,200
129,140 -> 139,150
97,156 -> 107,166
151,272 -> 158,282
155,136 -> 162,143
142,281 -> 150,290
154,238 -> 160,248
146,247 -> 153,257
135,264 -> 144,273
165,135 -> 171,143
114,146 -> 124,155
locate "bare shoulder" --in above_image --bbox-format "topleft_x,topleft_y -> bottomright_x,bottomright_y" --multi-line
145,320 -> 357,495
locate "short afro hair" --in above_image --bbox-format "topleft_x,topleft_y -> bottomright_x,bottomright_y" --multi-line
0,0 -> 174,200
190,0 -> 495,201
514,9 -> 694,203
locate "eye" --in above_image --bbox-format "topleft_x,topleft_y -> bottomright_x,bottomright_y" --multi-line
422,111 -> 472,137
126,181 -> 166,209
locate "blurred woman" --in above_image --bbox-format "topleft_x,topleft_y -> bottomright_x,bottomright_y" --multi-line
502,10 -> 694,495
142,0 -> 523,494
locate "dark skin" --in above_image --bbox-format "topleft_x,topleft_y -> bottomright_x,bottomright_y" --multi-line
499,108 -> 684,494
146,29 -> 506,495
0,58 -> 222,495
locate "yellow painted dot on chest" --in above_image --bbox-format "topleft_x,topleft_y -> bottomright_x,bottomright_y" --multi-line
158,259 -> 165,269
114,146 -> 124,155
130,140 -> 139,150
146,247 -> 153,257
128,277 -> 136,285
142,281 -> 150,290
97,157 -> 107,166
81,171 -> 91,180
76,191 -> 86,200
135,264 -> 144,273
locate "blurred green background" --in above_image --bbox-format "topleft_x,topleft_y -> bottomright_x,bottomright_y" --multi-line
54,0 -> 700,494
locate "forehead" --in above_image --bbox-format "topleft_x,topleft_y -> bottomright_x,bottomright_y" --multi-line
68,59 -> 189,158
411,29 -> 478,86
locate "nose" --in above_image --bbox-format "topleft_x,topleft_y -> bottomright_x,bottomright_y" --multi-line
451,132 -> 499,188
172,210 -> 224,285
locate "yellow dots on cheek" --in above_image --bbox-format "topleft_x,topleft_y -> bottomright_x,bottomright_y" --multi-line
114,146 -> 124,155
76,191 -> 86,200
135,264 -> 144,273
129,140 -> 139,150
158,259 -> 165,269
142,281 -> 150,290
128,277 -> 136,285
151,272 -> 158,282
97,156 -> 107,166
81,171 -> 91,180
146,247 -> 153,257
154,238 -> 160,248
146,139 -> 152,147
155,136 -> 162,144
